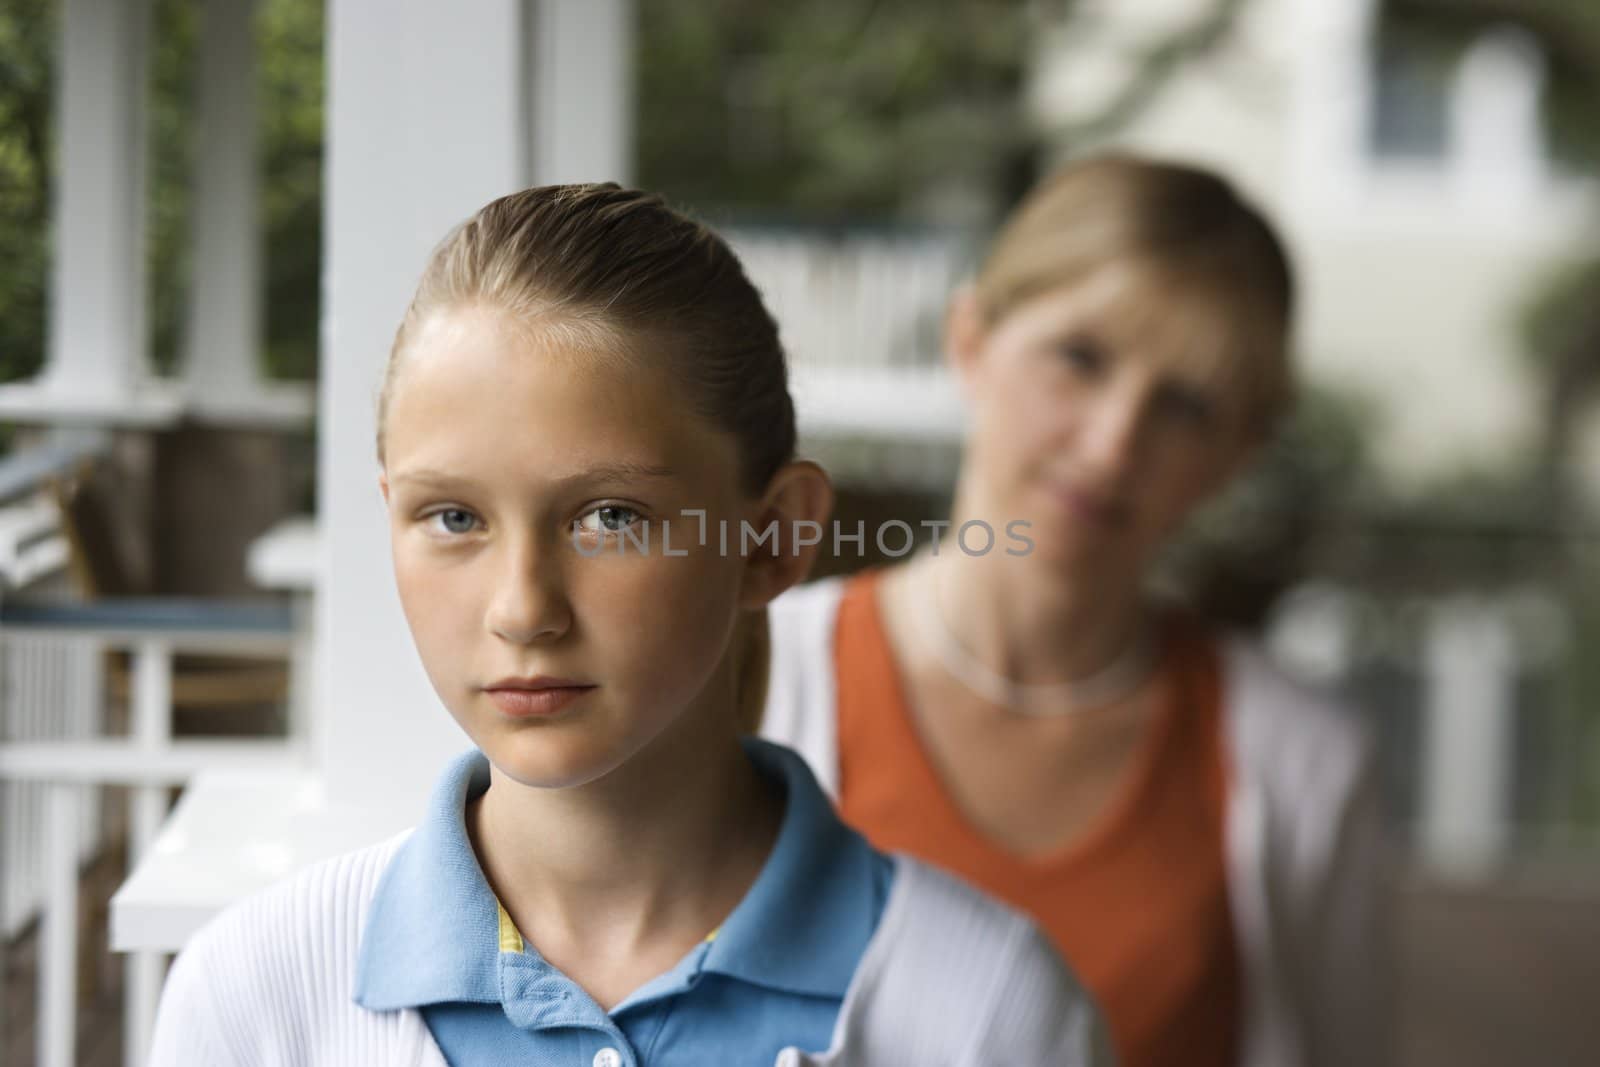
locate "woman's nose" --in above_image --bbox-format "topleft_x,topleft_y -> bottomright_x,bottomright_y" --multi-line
485,535 -> 572,644
1076,386 -> 1147,479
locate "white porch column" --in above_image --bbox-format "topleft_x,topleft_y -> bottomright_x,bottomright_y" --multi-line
320,0 -> 529,813
123,641 -> 173,1067
1420,600 -> 1517,878
41,0 -> 153,402
38,784 -> 82,1067
529,0 -> 635,185
180,0 -> 264,406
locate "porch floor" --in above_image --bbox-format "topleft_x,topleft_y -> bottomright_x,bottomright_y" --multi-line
5,851 -> 1600,1066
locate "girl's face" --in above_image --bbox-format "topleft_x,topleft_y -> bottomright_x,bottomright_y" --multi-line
379,306 -> 757,790
952,262 -> 1259,582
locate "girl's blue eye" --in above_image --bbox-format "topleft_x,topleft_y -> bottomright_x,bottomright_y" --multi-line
575,505 -> 644,536
431,508 -> 479,535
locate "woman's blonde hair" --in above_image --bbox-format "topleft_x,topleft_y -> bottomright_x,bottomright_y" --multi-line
974,153 -> 1296,435
378,184 -> 793,732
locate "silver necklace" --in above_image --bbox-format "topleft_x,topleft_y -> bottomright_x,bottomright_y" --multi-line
911,566 -> 1161,716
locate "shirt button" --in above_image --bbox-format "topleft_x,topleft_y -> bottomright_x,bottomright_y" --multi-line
593,1050 -> 623,1067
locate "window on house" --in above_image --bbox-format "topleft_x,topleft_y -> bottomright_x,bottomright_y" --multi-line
1369,33 -> 1452,160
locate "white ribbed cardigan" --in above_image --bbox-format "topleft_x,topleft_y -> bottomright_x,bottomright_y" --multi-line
760,576 -> 1393,1067
147,830 -> 1113,1066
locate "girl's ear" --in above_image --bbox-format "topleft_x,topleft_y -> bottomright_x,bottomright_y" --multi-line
377,471 -> 390,505
944,283 -> 987,388
738,459 -> 834,611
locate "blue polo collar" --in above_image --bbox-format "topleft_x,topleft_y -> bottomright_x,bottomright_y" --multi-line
353,737 -> 883,1015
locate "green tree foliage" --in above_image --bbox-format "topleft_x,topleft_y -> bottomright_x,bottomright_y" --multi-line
0,0 -> 53,385
258,0 -> 323,381
634,0 -> 1244,224
635,0 -> 1062,223
148,0 -> 199,376
0,0 -> 322,385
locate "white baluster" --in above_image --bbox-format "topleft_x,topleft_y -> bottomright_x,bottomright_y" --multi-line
39,782 -> 80,1067
1421,599 -> 1516,878
125,640 -> 173,1067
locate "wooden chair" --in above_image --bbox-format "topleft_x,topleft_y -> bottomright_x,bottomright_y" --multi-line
45,464 -> 290,728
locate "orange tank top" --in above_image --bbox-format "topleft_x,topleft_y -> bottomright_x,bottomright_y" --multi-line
833,570 -> 1239,1067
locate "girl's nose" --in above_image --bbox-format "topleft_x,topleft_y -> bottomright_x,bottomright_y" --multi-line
485,536 -> 573,644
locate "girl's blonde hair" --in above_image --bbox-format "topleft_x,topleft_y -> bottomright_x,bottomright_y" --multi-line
378,184 -> 795,732
975,153 -> 1296,436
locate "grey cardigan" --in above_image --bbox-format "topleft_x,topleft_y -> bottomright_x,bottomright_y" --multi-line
148,830 -> 1113,1066
760,576 -> 1393,1067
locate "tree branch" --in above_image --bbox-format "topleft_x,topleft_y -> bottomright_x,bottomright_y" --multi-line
1050,0 -> 1248,144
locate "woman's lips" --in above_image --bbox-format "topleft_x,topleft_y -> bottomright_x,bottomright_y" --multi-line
1046,481 -> 1129,529
483,686 -> 595,718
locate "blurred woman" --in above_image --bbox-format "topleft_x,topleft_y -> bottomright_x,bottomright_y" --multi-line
762,154 -> 1390,1067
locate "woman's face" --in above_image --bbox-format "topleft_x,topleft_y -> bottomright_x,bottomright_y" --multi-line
954,263 -> 1259,582
379,306 -> 755,790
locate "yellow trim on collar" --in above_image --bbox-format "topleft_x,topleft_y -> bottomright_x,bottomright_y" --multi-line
497,901 -> 525,954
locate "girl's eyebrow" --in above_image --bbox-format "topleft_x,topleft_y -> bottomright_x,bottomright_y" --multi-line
551,462 -> 679,488
389,462 -> 678,490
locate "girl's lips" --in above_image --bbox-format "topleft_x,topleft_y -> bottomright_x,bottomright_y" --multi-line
483,686 -> 594,719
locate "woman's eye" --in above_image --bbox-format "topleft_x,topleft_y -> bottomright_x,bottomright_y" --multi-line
428,508 -> 480,535
1056,336 -> 1106,375
575,505 -> 644,536
1156,386 -> 1216,428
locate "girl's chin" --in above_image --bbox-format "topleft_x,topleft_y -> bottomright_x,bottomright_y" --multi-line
478,730 -> 629,792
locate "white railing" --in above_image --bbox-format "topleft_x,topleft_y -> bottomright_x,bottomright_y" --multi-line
1,626 -> 105,938
0,602 -> 303,1067
727,226 -> 968,371
1267,582 -> 1583,878
1,448 -> 104,945
725,227 -> 972,448
0,443 -> 307,1067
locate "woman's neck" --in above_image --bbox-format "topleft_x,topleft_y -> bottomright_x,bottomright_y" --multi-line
920,495 -> 1148,687
470,693 -> 781,985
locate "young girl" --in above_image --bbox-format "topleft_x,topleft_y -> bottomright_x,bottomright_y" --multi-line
763,155 -> 1390,1067
146,184 -> 1109,1066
